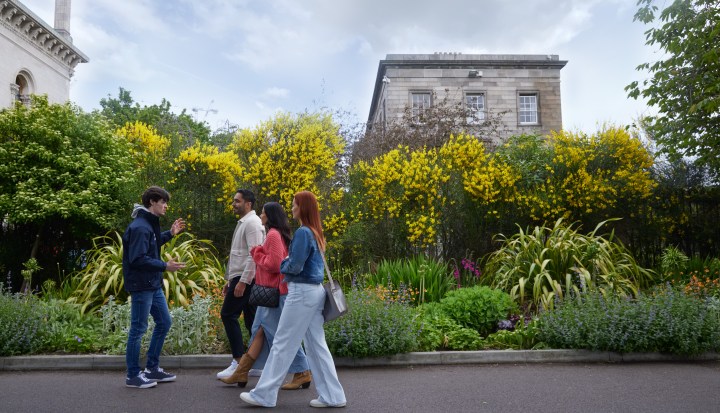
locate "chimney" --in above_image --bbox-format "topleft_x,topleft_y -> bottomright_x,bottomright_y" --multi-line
54,0 -> 72,42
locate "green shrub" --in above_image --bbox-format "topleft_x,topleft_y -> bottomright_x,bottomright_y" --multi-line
538,285 -> 720,355
0,286 -> 47,356
484,218 -> 656,311
99,295 -> 224,355
324,287 -> 419,357
483,319 -> 545,350
439,286 -> 516,336
367,255 -> 454,304
40,299 -> 103,353
415,303 -> 483,351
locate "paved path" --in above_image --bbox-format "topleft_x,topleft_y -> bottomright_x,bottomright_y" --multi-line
2,362 -> 719,412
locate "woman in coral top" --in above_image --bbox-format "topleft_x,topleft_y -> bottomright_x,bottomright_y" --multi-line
219,202 -> 311,388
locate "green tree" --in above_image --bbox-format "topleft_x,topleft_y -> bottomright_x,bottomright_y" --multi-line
0,97 -> 134,289
99,87 -> 212,147
626,0 -> 720,177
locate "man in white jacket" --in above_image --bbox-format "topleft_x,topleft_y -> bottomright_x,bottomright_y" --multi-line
216,189 -> 265,382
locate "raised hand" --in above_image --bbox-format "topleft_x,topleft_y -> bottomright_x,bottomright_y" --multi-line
171,218 -> 186,236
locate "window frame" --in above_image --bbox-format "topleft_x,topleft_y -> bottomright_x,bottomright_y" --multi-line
517,91 -> 540,125
464,91 -> 487,124
410,91 -> 431,124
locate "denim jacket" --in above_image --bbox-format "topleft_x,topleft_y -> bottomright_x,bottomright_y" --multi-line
280,226 -> 324,284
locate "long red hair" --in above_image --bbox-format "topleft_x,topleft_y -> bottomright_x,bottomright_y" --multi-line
293,191 -> 326,252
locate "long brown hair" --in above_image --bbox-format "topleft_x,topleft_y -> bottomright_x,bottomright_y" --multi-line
293,191 -> 326,251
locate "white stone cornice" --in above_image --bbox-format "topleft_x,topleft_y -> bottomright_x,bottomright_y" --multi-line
1,0 -> 88,70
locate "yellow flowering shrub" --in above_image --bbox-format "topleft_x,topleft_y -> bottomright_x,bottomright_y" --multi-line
116,121 -> 170,161
514,128 -> 655,222
228,111 -> 345,215
172,143 -> 243,212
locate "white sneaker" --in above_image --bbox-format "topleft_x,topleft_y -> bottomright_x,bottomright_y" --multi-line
310,398 -> 346,408
249,368 -> 262,377
216,359 -> 238,379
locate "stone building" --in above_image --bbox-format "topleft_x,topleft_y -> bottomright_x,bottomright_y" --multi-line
0,0 -> 87,109
367,53 -> 567,144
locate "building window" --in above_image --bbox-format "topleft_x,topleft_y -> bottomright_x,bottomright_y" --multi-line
13,71 -> 34,106
518,93 -> 538,124
411,92 -> 431,123
465,93 -> 486,123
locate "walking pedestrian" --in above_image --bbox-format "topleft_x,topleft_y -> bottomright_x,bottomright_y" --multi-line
219,202 -> 311,388
216,189 -> 265,382
240,191 -> 346,408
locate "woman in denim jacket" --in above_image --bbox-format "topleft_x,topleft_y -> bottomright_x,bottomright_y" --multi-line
240,191 -> 346,408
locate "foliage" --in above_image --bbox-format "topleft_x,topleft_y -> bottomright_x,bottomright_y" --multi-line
99,295 -> 222,355
680,274 -> 720,300
366,256 -> 454,304
0,286 -> 46,356
484,219 -> 656,311
439,286 -> 516,336
100,87 -> 211,145
0,96 -> 134,230
116,121 -> 170,190
324,287 -> 419,357
538,285 -> 720,355
659,246 -> 689,279
0,96 -> 135,287
451,257 -> 484,288
511,128 -> 656,224
228,111 -> 345,216
415,303 -> 484,351
68,232 -> 225,313
482,319 -> 545,350
169,142 -> 243,234
39,299 -> 102,353
627,0 -> 720,178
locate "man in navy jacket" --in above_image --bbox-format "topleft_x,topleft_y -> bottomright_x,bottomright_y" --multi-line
122,186 -> 185,388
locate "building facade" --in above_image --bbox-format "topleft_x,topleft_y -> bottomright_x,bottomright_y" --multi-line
0,0 -> 87,109
367,53 -> 567,144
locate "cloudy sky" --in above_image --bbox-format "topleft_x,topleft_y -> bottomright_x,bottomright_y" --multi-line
24,0 -> 659,133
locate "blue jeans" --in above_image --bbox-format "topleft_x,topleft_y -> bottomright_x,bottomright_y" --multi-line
126,288 -> 172,378
250,294 -> 309,373
249,282 -> 345,407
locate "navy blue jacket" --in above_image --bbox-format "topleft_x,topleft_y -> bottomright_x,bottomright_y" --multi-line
122,208 -> 173,293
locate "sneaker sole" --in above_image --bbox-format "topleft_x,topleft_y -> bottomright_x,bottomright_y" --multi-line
153,377 -> 176,383
125,382 -> 157,389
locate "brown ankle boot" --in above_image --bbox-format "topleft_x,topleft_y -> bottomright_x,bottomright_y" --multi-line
280,370 -> 312,390
219,353 -> 255,387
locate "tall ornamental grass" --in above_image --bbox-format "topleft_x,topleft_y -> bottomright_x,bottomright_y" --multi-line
365,255 -> 454,304
484,218 -> 656,310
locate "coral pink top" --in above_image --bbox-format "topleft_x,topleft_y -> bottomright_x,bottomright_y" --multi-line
250,228 -> 289,295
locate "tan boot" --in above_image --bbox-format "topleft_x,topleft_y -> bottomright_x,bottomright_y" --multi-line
280,370 -> 312,390
219,353 -> 255,387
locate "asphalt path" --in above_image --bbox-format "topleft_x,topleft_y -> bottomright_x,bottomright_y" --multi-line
1,362 -> 719,412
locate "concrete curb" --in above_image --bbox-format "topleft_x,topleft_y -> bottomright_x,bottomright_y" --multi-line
2,350 -> 718,371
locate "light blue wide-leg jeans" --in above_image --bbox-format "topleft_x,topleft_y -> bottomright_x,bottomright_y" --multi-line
249,282 -> 345,407
250,294 -> 309,373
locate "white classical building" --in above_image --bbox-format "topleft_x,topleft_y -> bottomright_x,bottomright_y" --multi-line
0,0 -> 87,108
